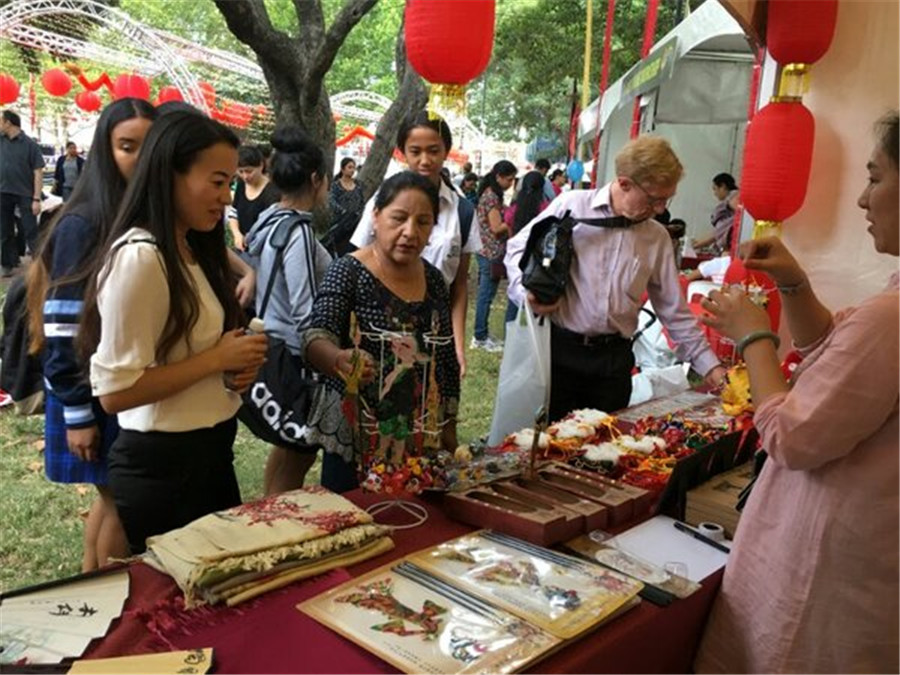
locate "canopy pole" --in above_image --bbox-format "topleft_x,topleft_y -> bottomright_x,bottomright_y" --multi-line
589,0 -> 617,187
730,44 -> 765,257
629,0 -> 661,139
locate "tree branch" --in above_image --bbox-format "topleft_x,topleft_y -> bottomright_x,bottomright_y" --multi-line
306,0 -> 378,102
212,0 -> 298,72
358,19 -> 427,201
292,0 -> 325,46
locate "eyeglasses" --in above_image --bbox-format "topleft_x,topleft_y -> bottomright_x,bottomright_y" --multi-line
630,179 -> 674,209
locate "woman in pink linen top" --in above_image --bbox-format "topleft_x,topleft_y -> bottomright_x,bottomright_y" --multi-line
694,112 -> 899,673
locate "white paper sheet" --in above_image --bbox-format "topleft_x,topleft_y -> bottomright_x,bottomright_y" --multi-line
606,515 -> 729,583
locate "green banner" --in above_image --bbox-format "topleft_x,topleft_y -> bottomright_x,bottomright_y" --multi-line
620,37 -> 679,105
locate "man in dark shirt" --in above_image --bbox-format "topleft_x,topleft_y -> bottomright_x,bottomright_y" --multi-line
54,142 -> 84,202
0,110 -> 44,276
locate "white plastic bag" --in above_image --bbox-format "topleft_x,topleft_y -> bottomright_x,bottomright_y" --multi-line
629,363 -> 691,407
487,301 -> 551,446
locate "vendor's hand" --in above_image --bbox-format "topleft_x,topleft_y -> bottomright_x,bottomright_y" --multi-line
739,237 -> 805,286
700,286 -> 771,342
526,292 -> 562,316
235,269 -> 255,307
335,348 -> 375,385
66,425 -> 100,462
703,364 -> 728,389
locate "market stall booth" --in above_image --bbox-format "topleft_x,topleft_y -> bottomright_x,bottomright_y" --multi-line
577,0 -> 754,243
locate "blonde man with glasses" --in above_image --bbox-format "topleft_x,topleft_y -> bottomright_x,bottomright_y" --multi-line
505,135 -> 726,421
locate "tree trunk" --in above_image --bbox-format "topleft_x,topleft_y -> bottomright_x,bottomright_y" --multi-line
213,0 -> 376,182
358,20 -> 427,202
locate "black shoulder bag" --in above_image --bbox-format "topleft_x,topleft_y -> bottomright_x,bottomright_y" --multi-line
237,212 -> 321,451
519,210 -> 635,305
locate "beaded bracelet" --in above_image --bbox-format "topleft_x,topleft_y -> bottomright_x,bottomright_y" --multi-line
736,330 -> 780,359
776,278 -> 807,295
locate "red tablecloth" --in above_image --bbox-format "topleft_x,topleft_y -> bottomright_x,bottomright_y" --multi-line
83,490 -> 721,673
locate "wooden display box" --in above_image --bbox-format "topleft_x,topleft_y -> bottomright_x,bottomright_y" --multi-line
547,464 -> 654,518
684,462 -> 755,539
494,477 -> 609,531
535,465 -> 643,527
443,485 -> 583,546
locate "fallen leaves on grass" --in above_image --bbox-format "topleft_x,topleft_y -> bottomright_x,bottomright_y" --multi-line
27,460 -> 43,473
31,439 -> 45,453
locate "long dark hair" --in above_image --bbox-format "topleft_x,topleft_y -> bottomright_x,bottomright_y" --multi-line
26,97 -> 157,353
333,156 -> 355,182
513,171 -> 547,233
477,160 -> 516,202
79,111 -> 242,362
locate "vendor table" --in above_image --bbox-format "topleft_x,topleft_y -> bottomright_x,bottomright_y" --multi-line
82,490 -> 721,674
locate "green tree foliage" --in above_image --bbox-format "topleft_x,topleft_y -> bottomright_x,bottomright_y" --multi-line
470,0 -> 698,153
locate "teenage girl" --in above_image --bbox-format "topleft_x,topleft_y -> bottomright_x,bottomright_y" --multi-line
26,98 -> 157,570
79,111 -> 267,553
243,126 -> 332,495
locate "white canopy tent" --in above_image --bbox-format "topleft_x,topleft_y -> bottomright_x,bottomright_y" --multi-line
577,0 -> 754,240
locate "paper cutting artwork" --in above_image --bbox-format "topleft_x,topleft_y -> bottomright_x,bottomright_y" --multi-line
299,563 -> 561,674
336,578 -> 446,640
409,532 -> 643,639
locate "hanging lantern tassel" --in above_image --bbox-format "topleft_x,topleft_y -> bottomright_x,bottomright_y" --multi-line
740,101 -> 815,239
427,83 -> 468,119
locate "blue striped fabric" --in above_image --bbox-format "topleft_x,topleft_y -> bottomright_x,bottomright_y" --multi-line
41,214 -> 98,429
44,392 -> 117,485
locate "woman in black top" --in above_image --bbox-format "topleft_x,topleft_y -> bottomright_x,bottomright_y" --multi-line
325,157 -> 365,256
303,172 -> 460,492
227,145 -> 280,250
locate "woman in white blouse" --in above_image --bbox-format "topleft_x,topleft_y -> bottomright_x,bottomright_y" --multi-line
79,111 -> 268,554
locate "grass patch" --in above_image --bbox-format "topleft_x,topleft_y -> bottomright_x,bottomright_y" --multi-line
0,268 -> 508,592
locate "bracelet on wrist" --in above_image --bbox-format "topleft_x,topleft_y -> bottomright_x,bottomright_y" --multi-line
736,330 -> 780,359
776,278 -> 807,295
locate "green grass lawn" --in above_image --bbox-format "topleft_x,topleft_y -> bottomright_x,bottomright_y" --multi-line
0,271 -> 509,592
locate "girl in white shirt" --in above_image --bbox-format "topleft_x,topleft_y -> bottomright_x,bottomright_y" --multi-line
79,111 -> 268,554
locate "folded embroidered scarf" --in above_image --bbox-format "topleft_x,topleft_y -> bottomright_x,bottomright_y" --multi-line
144,487 -> 393,607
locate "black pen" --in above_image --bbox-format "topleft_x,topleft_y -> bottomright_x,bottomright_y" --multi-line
673,520 -> 731,554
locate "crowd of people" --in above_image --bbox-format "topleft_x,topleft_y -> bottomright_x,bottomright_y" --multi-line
1,94 -> 897,672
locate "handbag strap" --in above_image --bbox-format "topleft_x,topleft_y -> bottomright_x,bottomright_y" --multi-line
571,214 -> 639,229
257,211 -> 311,320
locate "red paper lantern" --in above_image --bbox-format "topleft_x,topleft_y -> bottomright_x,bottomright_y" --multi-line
74,90 -> 102,112
405,0 -> 494,84
0,73 -> 20,105
41,68 -> 72,97
114,74 -> 150,100
230,102 -> 252,128
741,102 -> 815,223
255,104 -> 268,118
767,0 -> 838,65
198,81 -> 217,108
156,85 -> 183,105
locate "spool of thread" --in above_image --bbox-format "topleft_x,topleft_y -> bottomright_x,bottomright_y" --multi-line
697,522 -> 726,542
